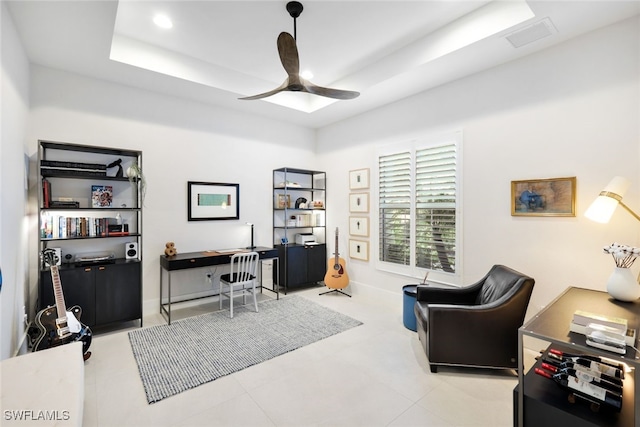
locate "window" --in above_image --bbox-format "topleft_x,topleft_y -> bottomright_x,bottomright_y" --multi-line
378,134 -> 461,276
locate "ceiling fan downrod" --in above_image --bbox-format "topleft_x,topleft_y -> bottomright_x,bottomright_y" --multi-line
286,1 -> 303,40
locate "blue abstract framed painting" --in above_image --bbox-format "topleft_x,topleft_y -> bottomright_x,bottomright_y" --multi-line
511,177 -> 576,217
188,181 -> 240,221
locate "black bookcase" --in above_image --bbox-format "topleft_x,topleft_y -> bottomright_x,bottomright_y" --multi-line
37,140 -> 143,329
272,167 -> 326,293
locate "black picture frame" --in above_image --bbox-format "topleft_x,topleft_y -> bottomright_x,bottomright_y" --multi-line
188,181 -> 240,221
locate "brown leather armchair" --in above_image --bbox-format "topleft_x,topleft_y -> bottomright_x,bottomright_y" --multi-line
414,265 -> 534,373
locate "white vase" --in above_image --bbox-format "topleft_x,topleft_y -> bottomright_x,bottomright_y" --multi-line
606,267 -> 640,302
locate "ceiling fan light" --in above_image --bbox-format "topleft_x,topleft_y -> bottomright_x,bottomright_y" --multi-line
300,70 -> 314,80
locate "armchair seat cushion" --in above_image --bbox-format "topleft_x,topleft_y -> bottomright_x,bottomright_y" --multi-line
414,265 -> 534,373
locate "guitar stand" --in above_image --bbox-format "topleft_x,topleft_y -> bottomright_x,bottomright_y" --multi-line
319,288 -> 351,297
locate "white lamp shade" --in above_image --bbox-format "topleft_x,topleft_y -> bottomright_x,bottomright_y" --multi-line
585,196 -> 621,223
602,176 -> 631,196
584,176 -> 631,223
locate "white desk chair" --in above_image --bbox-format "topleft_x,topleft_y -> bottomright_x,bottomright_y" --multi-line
219,251 -> 259,318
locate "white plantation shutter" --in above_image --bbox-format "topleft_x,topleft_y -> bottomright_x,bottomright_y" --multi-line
415,143 -> 457,272
378,152 -> 411,265
377,135 -> 460,274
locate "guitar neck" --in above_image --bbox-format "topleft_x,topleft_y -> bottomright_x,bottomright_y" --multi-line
50,266 -> 68,320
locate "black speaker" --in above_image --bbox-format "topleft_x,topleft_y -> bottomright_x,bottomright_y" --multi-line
125,242 -> 138,260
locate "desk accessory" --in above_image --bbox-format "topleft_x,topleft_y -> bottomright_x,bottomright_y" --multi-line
246,222 -> 256,249
164,242 -> 176,257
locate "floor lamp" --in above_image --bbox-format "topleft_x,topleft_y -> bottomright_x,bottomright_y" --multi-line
585,176 -> 640,223
585,176 -> 640,291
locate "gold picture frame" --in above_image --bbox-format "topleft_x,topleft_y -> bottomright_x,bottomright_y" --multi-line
349,216 -> 369,237
349,168 -> 370,190
349,193 -> 369,213
276,194 -> 291,209
511,177 -> 576,217
349,239 -> 369,261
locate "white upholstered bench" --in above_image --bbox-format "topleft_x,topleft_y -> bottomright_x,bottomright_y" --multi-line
0,342 -> 84,426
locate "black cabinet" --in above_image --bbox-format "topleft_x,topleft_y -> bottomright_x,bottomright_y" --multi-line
514,350 -> 634,427
39,261 -> 141,327
40,266 -> 96,326
516,287 -> 639,427
277,244 -> 326,291
95,262 -> 141,325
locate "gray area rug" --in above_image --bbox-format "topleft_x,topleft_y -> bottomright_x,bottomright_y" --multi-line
128,296 -> 362,403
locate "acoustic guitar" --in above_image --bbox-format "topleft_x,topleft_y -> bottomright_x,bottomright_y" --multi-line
323,227 -> 349,289
33,248 -> 92,359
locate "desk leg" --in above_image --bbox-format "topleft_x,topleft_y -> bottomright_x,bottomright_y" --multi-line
274,257 -> 279,300
167,270 -> 172,324
159,266 -> 173,325
517,328 -> 524,427
257,258 -> 279,300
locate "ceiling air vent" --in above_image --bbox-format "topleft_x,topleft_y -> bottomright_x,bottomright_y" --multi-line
504,17 -> 557,48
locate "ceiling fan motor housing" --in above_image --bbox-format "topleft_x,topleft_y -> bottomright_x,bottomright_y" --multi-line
286,2 -> 303,19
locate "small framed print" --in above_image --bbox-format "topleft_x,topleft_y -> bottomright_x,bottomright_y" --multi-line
349,216 -> 369,237
349,168 -> 370,190
276,194 -> 291,209
188,181 -> 240,221
349,193 -> 369,213
349,239 -> 369,261
91,185 -> 113,208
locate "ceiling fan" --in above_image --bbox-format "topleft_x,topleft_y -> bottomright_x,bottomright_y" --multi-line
239,1 -> 359,101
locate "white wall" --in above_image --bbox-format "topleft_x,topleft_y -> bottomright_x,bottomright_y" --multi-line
26,66 -> 317,316
1,2 -> 31,360
3,11 -> 639,356
317,17 -> 640,317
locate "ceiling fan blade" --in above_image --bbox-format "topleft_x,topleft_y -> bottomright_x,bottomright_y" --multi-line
277,32 -> 300,77
238,78 -> 290,100
302,81 -> 360,100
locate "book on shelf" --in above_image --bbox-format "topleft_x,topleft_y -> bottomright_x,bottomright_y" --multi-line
569,321 -> 636,346
572,310 -> 627,332
42,168 -> 107,177
42,178 -> 51,208
41,160 -> 106,171
49,200 -> 80,208
40,216 -> 121,239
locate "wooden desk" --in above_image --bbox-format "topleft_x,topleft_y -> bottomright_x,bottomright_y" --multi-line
516,287 -> 639,427
159,247 -> 278,324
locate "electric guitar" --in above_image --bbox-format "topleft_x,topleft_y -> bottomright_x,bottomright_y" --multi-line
323,227 -> 349,289
33,248 -> 92,359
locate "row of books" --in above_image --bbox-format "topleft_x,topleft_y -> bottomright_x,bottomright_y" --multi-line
290,214 -> 323,227
40,216 -> 127,239
43,178 -> 82,208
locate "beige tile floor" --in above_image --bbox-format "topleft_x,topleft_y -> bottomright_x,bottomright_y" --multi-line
82,285 -> 524,427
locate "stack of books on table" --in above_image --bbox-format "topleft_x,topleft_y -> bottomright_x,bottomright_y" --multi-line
570,310 -> 636,354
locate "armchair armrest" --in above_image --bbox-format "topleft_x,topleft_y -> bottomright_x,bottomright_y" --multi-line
416,280 -> 484,305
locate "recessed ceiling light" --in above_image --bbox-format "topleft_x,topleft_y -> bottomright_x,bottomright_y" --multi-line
300,70 -> 314,80
153,14 -> 173,29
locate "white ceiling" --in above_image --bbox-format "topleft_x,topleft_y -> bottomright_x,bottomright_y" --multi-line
6,1 -> 640,129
